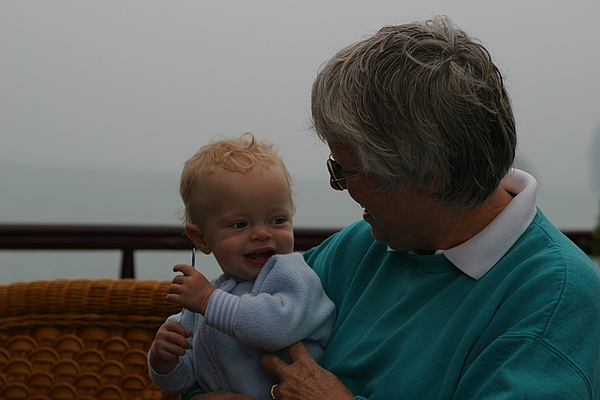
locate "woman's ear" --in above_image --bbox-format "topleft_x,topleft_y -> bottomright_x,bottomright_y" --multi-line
185,223 -> 212,255
422,166 -> 443,194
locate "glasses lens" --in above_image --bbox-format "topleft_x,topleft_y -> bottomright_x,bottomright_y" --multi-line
327,158 -> 344,190
327,159 -> 339,179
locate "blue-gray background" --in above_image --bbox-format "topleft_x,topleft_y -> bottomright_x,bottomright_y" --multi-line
2,1 -> 599,283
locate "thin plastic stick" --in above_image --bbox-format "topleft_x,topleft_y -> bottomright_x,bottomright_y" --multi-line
178,248 -> 196,323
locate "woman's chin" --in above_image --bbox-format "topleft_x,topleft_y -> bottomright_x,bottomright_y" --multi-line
363,210 -> 388,244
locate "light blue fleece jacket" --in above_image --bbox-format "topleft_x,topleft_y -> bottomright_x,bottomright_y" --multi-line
149,252 -> 336,400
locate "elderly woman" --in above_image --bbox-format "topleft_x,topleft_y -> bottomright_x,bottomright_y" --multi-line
188,16 -> 600,400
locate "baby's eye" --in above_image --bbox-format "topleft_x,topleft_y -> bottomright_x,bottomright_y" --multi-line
231,222 -> 247,229
271,217 -> 286,225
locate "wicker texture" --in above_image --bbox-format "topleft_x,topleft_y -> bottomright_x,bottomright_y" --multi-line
0,279 -> 181,400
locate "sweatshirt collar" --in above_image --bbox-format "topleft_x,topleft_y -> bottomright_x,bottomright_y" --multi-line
388,169 -> 538,279
437,169 -> 538,279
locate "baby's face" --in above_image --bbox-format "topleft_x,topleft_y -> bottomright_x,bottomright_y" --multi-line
196,166 -> 294,280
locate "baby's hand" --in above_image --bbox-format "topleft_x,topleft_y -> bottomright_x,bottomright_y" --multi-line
148,321 -> 191,374
168,264 -> 215,315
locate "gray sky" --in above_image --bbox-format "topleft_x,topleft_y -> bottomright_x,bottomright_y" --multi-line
2,0 -> 600,229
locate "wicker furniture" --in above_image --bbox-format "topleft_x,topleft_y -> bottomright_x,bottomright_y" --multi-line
0,279 -> 181,400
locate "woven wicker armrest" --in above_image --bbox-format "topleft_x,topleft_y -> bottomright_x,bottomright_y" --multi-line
0,279 -> 181,400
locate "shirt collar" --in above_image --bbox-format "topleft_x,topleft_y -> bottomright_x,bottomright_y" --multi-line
438,169 -> 538,279
388,169 -> 538,279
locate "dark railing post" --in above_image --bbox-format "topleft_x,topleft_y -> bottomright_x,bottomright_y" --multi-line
121,249 -> 135,278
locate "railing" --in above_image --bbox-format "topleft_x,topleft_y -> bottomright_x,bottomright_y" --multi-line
0,224 -> 340,279
0,224 -> 593,279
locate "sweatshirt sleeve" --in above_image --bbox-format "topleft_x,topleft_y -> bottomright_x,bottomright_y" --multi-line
148,358 -> 197,395
204,253 -> 335,352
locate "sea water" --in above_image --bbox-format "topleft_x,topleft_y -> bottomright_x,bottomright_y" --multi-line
0,164 -> 361,283
1,164 -> 598,283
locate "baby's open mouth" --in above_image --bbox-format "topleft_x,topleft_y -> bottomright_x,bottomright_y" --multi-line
244,249 -> 276,265
246,250 -> 275,260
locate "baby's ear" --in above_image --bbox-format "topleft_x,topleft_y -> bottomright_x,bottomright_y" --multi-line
185,224 -> 212,255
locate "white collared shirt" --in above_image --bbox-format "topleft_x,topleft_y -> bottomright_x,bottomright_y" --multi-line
391,169 -> 538,280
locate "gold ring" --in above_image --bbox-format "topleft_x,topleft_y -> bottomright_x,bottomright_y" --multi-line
270,383 -> 278,400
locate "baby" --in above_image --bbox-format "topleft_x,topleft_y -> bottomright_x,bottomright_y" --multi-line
148,133 -> 335,400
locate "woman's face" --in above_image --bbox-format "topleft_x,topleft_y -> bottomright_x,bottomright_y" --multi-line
328,144 -> 437,252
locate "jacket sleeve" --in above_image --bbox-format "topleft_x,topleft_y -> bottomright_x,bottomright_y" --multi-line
204,253 -> 336,352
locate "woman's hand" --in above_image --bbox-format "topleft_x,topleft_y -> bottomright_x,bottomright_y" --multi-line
188,392 -> 255,400
261,342 -> 354,400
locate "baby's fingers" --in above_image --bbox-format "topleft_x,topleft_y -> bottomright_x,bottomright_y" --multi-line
173,263 -> 195,275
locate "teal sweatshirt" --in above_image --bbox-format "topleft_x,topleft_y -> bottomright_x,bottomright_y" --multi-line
305,212 -> 600,399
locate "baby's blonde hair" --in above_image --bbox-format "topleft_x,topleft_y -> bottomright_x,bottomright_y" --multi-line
180,132 -> 294,224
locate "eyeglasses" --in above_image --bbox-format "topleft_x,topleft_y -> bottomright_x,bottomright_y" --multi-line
327,156 -> 363,191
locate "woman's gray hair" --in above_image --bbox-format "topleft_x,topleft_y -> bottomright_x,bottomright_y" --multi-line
310,15 -> 516,209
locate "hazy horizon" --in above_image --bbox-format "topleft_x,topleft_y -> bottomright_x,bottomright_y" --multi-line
2,1 -> 600,282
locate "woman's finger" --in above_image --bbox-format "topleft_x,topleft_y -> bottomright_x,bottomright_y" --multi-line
260,352 -> 290,379
285,341 -> 309,362
260,342 -> 310,379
